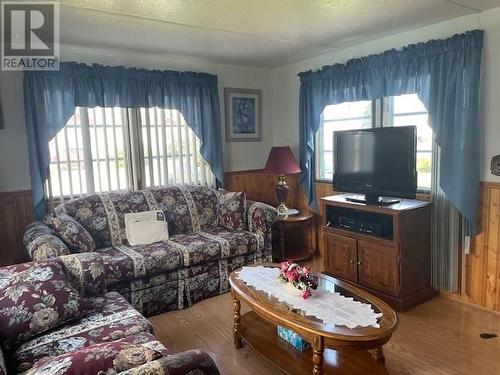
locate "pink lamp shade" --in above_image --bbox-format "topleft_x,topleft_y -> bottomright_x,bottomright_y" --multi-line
264,146 -> 301,175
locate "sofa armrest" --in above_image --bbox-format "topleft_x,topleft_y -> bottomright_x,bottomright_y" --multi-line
23,222 -> 70,261
118,350 -> 220,375
247,201 -> 278,262
59,252 -> 107,297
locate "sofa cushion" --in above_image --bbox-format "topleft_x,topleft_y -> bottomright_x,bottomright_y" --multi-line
0,260 -> 91,350
23,222 -> 70,261
56,195 -> 113,249
102,191 -> 153,246
218,191 -> 247,230
58,253 -> 107,297
168,227 -> 264,267
12,292 -> 153,372
45,214 -> 96,253
145,186 -> 197,235
184,185 -> 219,230
19,332 -> 167,375
98,243 -> 183,285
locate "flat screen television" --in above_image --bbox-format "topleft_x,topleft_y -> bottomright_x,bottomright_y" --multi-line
333,126 -> 417,204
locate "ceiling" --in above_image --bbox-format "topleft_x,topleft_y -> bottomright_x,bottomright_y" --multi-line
54,0 -> 500,68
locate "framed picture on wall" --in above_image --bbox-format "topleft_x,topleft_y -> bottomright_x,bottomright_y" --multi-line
224,87 -> 262,142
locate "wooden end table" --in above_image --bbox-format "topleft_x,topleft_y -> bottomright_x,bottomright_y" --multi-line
230,265 -> 398,375
274,212 -> 314,262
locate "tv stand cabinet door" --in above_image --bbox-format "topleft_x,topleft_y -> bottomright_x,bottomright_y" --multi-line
358,240 -> 399,297
324,233 -> 357,283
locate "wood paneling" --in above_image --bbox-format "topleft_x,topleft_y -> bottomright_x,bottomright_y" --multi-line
0,190 -> 32,266
225,169 -> 301,207
459,181 -> 500,311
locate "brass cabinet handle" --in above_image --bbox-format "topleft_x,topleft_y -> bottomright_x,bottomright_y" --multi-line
349,259 -> 354,264
357,261 -> 362,265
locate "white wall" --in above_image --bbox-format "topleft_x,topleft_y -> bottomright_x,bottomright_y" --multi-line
0,71 -> 30,191
272,7 -> 500,182
0,45 -> 275,192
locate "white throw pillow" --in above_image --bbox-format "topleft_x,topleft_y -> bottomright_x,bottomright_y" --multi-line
125,210 -> 169,246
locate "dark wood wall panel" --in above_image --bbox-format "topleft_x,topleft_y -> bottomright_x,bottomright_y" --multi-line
0,190 -> 32,266
225,169 -> 301,208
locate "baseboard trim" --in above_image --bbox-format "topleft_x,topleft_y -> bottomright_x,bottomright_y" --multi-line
440,291 -> 500,316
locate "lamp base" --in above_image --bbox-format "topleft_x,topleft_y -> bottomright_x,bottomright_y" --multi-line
275,175 -> 289,214
276,201 -> 289,214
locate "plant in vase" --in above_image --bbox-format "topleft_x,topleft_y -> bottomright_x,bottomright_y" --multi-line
277,260 -> 318,299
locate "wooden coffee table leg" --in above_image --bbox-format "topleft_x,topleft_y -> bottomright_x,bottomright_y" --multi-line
372,346 -> 385,365
312,336 -> 324,375
232,289 -> 243,348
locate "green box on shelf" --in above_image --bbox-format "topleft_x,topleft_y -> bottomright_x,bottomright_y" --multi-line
276,325 -> 311,351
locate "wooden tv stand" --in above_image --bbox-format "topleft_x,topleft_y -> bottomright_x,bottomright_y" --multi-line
321,194 -> 437,311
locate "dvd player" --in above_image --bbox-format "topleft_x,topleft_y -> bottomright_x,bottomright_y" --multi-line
337,216 -> 385,236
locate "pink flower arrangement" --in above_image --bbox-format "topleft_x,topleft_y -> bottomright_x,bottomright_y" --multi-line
278,260 -> 318,299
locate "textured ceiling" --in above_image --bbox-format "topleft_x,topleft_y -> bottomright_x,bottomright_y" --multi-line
55,0 -> 500,67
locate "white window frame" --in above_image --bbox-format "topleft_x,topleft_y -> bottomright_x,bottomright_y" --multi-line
315,96 -> 432,192
47,106 -> 215,206
315,100 -> 378,183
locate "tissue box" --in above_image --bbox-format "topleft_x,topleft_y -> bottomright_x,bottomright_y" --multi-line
276,325 -> 311,351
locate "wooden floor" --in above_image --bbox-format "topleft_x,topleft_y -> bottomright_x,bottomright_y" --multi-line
149,290 -> 500,375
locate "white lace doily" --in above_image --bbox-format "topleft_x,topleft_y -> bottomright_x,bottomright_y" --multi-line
237,266 -> 383,329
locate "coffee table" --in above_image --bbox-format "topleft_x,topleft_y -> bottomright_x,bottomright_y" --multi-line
229,265 -> 399,375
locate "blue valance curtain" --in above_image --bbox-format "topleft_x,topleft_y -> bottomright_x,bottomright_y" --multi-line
24,62 -> 223,219
298,30 -> 483,235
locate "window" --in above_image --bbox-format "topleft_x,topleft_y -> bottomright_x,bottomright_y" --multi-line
48,107 -> 215,203
315,101 -> 373,181
138,108 -> 214,188
386,94 -> 432,191
315,94 -> 432,191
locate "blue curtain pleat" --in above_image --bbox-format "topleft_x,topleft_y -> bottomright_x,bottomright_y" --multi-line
298,30 -> 483,235
23,62 -> 223,219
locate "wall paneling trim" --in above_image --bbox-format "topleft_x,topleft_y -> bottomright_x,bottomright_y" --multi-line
0,190 -> 32,266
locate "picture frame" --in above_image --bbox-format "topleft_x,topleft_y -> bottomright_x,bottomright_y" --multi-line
224,87 -> 262,142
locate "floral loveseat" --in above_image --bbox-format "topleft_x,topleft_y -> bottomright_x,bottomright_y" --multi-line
0,256 -> 219,374
23,185 -> 277,317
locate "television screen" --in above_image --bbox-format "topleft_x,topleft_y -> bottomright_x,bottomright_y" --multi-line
333,126 -> 417,199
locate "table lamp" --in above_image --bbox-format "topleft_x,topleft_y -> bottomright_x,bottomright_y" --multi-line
264,146 -> 301,214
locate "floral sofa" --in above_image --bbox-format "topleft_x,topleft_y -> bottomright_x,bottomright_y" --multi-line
23,185 -> 277,317
0,256 -> 219,374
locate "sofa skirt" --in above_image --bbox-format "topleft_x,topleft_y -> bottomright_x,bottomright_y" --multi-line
109,252 -> 265,317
